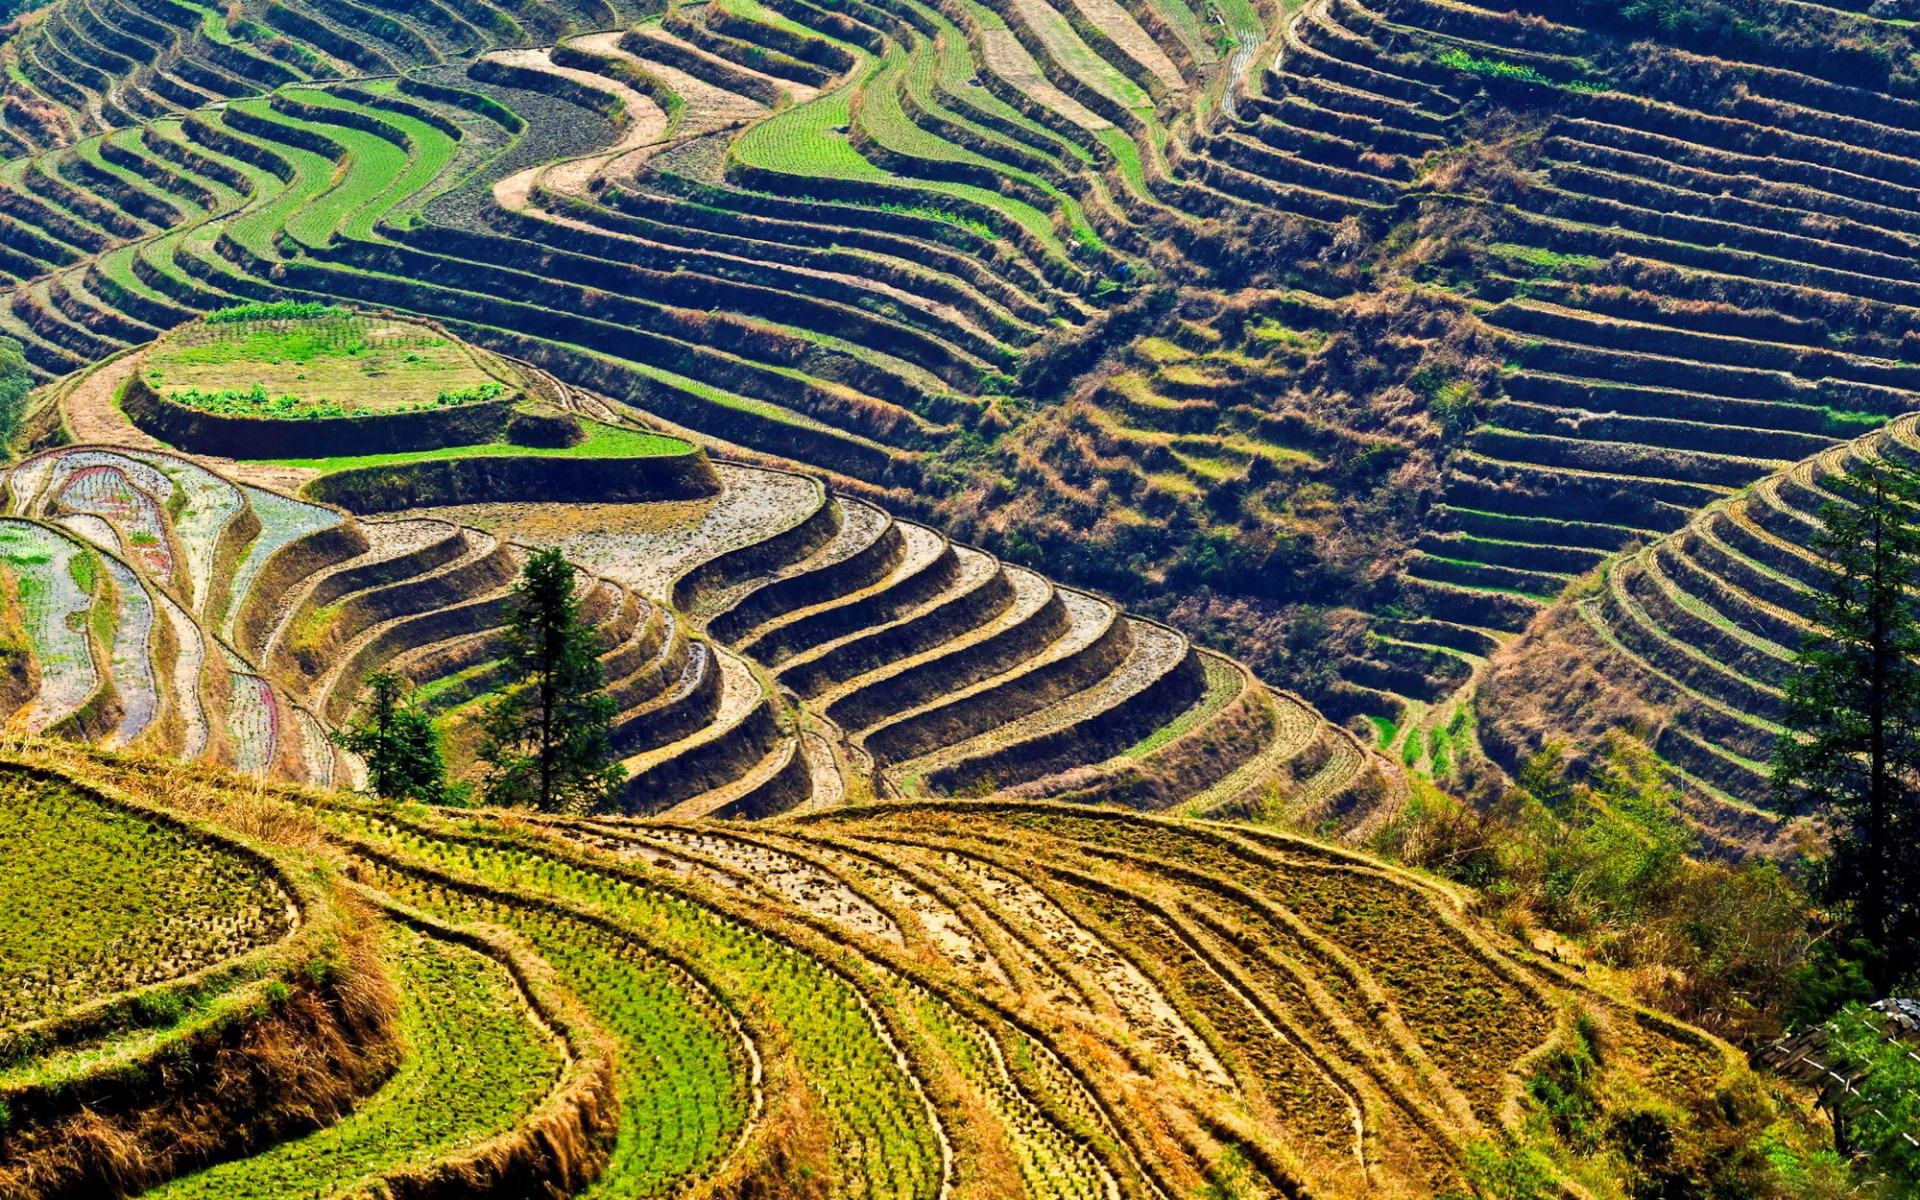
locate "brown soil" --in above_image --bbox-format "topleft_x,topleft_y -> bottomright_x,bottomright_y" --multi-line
574,31 -> 767,133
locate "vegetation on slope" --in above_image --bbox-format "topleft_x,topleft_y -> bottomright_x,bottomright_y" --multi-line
256,423 -> 689,469
0,758 -> 403,1199
0,0 -> 1916,1189
0,736 -> 1856,1200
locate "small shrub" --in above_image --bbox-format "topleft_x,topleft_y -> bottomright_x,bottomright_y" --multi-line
168,382 -> 354,420
205,301 -> 344,323
433,382 -> 505,406
1445,1139 -> 1556,1200
1435,48 -> 1609,92
1527,1014 -> 1603,1151
135,989 -> 188,1027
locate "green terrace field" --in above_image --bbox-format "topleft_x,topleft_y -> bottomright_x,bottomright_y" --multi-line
143,917 -> 568,1200
0,768 -> 293,1026
0,739 -> 1803,1200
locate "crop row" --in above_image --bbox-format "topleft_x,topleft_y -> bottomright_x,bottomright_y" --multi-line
0,767 -> 293,1026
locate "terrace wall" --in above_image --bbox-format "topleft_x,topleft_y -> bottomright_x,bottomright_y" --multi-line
304,450 -> 722,512
121,375 -> 517,459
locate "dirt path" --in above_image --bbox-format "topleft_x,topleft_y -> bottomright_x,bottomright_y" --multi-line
488,47 -> 672,210
60,353 -> 323,496
573,30 -> 768,133
63,356 -> 165,450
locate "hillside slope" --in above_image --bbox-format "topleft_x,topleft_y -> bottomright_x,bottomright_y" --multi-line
0,0 -> 1916,761
1478,411 -> 1920,853
0,740 -> 1784,1200
5,333 -> 1398,824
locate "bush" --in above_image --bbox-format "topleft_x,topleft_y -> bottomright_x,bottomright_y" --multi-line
1377,733 -> 1815,1042
134,989 -> 188,1027
1824,1005 -> 1920,1193
1434,48 -> 1606,93
169,382 -> 358,419
204,301 -> 345,323
165,380 -> 504,420
1527,1015 -> 1603,1151
432,382 -> 505,406
1445,1140 -> 1556,1200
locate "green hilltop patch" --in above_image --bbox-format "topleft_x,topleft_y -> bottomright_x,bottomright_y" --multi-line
143,308 -> 509,419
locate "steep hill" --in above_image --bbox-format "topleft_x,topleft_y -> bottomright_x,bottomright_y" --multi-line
1479,410 -> 1920,853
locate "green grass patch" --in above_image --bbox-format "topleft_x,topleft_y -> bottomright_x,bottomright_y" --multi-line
206,301 -> 343,323
1124,655 -> 1242,756
145,311 -> 503,415
146,921 -> 562,1199
256,422 -> 692,469
1435,47 -> 1608,92
1489,242 -> 1603,276
1367,714 -> 1398,748
0,771 -> 290,1026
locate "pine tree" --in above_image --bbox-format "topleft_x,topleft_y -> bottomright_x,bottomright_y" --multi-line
0,336 -> 30,450
480,548 -> 624,812
332,670 -> 447,804
1772,456 -> 1920,993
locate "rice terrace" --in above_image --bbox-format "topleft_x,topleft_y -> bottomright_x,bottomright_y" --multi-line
3,0 -> 1920,1194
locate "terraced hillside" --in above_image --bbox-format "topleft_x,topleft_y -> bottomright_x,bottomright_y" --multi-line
1477,411 -> 1920,854
1299,0 -> 1920,749
0,0 -> 1908,1188
397,452 -> 1400,824
6,320 -> 1395,825
0,740 -> 1791,1199
3,0 -> 1919,765
0,443 -> 354,781
1012,0 -> 1920,770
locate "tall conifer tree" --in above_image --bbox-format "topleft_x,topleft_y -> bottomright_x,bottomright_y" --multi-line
480,548 -> 624,811
1773,457 -> 1920,991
